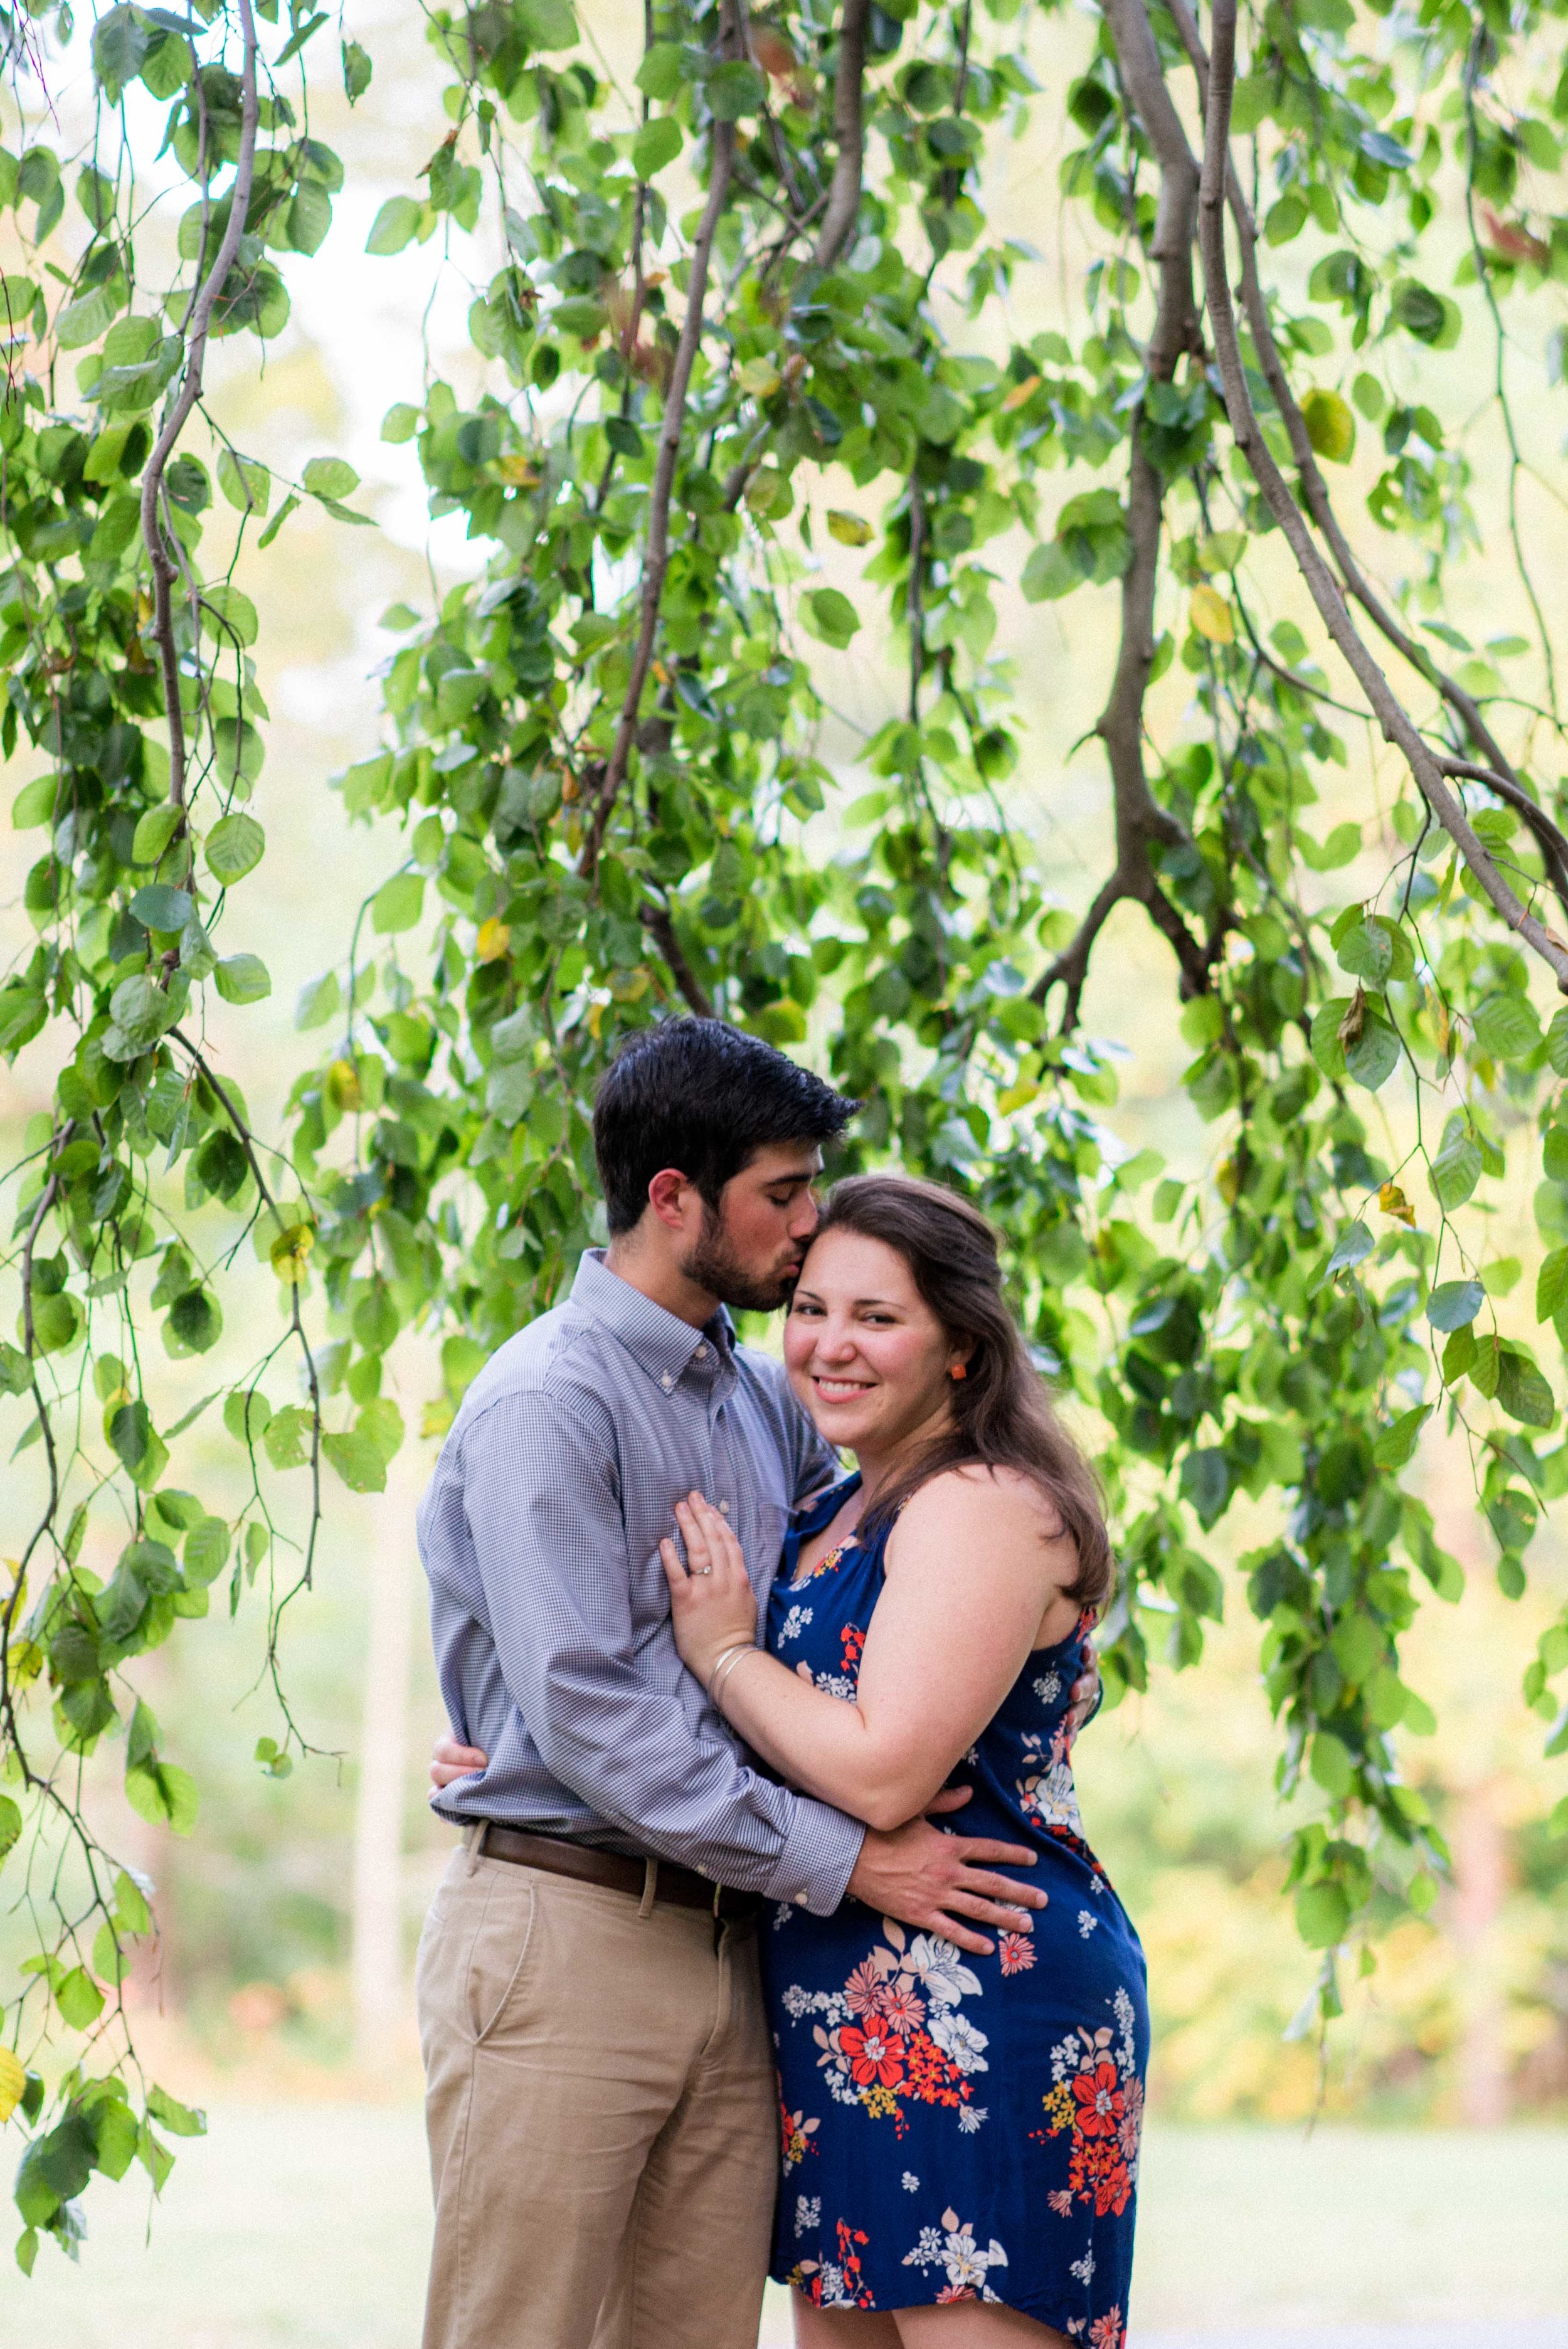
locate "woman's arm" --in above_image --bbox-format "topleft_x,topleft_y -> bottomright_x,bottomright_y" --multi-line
661,1475 -> 1081,1834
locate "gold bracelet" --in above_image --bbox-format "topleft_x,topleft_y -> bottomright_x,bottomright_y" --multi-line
708,1642 -> 760,1709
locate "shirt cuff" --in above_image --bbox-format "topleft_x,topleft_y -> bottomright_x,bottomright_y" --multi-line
764,1796 -> 866,1916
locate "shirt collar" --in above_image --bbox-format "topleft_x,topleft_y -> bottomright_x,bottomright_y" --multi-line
571,1250 -> 735,1394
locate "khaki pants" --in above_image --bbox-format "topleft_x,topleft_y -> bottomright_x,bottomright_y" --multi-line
416,1844 -> 778,2349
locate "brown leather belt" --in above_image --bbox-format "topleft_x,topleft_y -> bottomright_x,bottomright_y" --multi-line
475,1823 -> 762,1923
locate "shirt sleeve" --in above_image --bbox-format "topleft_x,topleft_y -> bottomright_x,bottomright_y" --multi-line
458,1388 -> 864,1914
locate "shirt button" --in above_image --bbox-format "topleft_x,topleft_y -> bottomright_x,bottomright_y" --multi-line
694,1345 -> 707,1362
660,1374 -> 673,1391
719,1499 -> 730,1515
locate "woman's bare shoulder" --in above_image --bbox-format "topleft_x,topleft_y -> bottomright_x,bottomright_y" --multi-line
896,1462 -> 1070,1548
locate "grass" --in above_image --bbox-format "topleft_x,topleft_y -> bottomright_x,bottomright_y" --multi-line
5,2107 -> 1566,2345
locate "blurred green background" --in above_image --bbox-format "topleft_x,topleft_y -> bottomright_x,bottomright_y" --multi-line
1,0 -> 1565,2336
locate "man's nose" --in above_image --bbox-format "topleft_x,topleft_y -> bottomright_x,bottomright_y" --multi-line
787,1192 -> 819,1240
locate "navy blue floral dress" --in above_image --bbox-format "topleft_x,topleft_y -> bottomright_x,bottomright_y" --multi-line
760,1475 -> 1148,2345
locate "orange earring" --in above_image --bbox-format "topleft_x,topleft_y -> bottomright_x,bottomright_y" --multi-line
950,1362 -> 967,1381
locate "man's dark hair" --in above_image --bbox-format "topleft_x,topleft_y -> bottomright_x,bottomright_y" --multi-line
593,1019 -> 857,1234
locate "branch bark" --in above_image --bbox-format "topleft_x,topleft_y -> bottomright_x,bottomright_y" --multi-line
808,0 -> 869,275
1196,0 -> 1568,994
1167,0 -> 1540,815
578,1 -> 741,883
1037,1 -> 1215,1027
640,899 -> 717,1017
139,0 -> 260,820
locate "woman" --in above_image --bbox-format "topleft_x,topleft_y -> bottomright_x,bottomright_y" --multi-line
435,1175 -> 1147,2347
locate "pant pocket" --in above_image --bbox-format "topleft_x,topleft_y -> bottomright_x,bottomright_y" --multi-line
465,1868 -> 539,2045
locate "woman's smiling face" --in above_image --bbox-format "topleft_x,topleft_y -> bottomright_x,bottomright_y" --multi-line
783,1224 -> 968,1455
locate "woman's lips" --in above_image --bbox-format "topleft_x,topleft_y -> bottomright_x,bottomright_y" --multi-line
812,1374 -> 876,1401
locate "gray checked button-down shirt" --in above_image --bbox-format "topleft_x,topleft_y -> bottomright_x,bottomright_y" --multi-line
418,1249 -> 866,1914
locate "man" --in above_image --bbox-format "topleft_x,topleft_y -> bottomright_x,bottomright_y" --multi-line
416,1019 -> 1088,2349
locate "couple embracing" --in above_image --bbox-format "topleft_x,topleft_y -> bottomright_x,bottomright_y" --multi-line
415,1019 -> 1148,2349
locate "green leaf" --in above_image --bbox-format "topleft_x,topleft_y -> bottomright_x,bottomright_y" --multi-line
1474,992 -> 1541,1062
1430,1125 -> 1483,1211
218,447 -> 270,516
1538,1247 -> 1568,1322
1373,1404 -> 1431,1470
130,884 -> 193,933
1497,1350 -> 1556,1429
201,583 -> 259,649
706,59 -> 766,119
1344,1011 -> 1400,1091
366,195 -> 423,255
295,970 -> 341,1030
800,588 -> 861,650
342,37 -> 373,102
12,773 -> 58,829
0,1793 -> 20,1862
262,1404 -> 312,1470
1020,539 -> 1086,602
632,117 -> 682,179
372,870 -> 425,933
1322,1221 -> 1373,1282
303,455 -> 360,501
184,1516 -> 230,1586
1426,1279 -> 1483,1332
131,804 -> 183,866
323,1426 -> 389,1492
213,953 -> 272,1005
146,2084 -> 206,2138
1309,1732 -> 1355,1800
205,812 -> 266,884
257,492 -> 300,549
1301,387 -> 1355,463
125,1758 -> 198,1836
1295,1880 -> 1350,1947
55,1965 -> 104,2028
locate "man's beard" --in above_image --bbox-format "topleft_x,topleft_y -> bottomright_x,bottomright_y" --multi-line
679,1203 -> 798,1313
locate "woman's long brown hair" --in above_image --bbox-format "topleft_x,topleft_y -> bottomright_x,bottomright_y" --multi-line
808,1174 -> 1113,1609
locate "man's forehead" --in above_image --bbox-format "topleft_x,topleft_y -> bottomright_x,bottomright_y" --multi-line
741,1141 -> 824,1182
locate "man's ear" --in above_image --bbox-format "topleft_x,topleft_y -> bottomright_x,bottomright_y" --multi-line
647,1167 -> 696,1232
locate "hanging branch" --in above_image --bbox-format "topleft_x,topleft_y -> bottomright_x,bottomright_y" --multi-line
138,0 -> 260,825
640,898 -> 718,1017
1036,0 -> 1216,1029
808,0 -> 870,275
1196,0 -> 1568,993
1165,0 -> 1544,815
577,0 -> 742,883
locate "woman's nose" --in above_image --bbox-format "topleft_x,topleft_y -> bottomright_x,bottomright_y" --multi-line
817,1324 -> 858,1362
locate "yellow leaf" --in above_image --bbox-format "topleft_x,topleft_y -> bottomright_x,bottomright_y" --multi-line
9,1638 -> 41,1685
738,357 -> 781,398
1216,1157 -> 1241,1205
421,1396 -> 455,1441
1378,1180 -> 1416,1226
1190,585 -> 1234,644
1000,373 -> 1041,413
1301,386 -> 1356,465
270,1222 -> 315,1283
997,1079 -> 1039,1115
476,918 -> 511,963
326,1058 -> 363,1113
0,2045 -> 24,2124
494,454 -> 538,487
825,509 -> 873,548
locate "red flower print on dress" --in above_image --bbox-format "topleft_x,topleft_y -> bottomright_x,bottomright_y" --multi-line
1073,2059 -> 1125,2138
998,1932 -> 1036,1976
841,1620 -> 866,1677
1037,1988 -> 1143,2223
840,2019 -> 907,2089
788,2219 -> 877,2309
845,1959 -> 891,2018
1089,2308 -> 1124,2348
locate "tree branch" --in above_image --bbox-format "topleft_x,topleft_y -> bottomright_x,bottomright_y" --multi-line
1037,0 -> 1214,1028
808,0 -> 869,274
1166,0 -> 1531,801
139,0 -> 260,823
578,1 -> 741,882
1196,0 -> 1568,994
640,899 -> 717,1017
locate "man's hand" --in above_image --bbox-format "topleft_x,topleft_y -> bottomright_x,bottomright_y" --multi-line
431,1733 -> 487,1792
845,1786 -> 1047,1958
1064,1646 -> 1102,1747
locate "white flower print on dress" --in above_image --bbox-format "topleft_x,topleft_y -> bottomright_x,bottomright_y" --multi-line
777,1604 -> 814,1645
901,2208 -> 1009,2303
1071,2246 -> 1096,2285
814,1671 -> 857,1699
928,2008 -> 990,2076
902,2171 -> 919,2192
956,2104 -> 987,2134
1032,1669 -> 1062,1706
795,2195 -> 820,2238
1016,1727 -> 1084,1837
1078,1909 -> 1099,1938
901,1933 -> 983,2009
